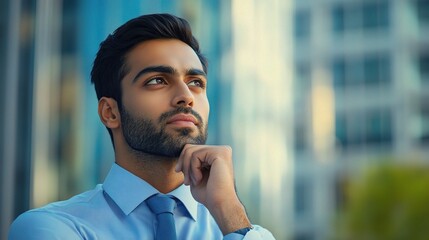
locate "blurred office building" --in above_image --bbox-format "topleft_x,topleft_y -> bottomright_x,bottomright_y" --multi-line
2,0 -> 428,239
292,0 -> 429,239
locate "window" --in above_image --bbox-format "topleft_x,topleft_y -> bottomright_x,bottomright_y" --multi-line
332,1 -> 390,34
294,9 -> 311,40
294,125 -> 307,152
294,178 -> 313,217
419,103 -> 429,142
335,113 -> 347,148
335,108 -> 393,149
294,64 -> 310,153
417,0 -> 429,25
364,53 -> 391,85
295,63 -> 311,92
332,53 -> 391,89
332,58 -> 346,88
332,5 -> 345,34
362,1 -> 389,30
365,109 -> 393,144
348,112 -> 366,146
347,58 -> 363,85
419,53 -> 429,82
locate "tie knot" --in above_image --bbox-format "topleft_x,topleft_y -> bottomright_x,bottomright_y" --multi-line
146,194 -> 176,215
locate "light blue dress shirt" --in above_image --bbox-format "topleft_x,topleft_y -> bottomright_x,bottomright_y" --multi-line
9,164 -> 275,240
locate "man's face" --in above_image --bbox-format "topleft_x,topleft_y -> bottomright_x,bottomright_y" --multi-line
119,39 -> 209,158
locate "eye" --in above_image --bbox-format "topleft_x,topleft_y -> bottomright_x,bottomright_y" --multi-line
145,77 -> 166,86
188,79 -> 206,88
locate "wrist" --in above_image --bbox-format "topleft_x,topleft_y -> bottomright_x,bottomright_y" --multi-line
209,197 -> 252,235
232,226 -> 254,236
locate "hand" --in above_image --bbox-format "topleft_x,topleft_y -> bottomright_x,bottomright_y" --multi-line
175,144 -> 251,235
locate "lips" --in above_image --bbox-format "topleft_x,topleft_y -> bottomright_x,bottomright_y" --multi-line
166,114 -> 198,126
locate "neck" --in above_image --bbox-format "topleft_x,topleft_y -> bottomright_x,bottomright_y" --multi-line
116,149 -> 185,194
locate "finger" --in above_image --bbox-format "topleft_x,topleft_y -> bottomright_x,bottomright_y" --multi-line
175,151 -> 184,173
189,149 -> 207,185
178,144 -> 195,185
176,144 -> 192,172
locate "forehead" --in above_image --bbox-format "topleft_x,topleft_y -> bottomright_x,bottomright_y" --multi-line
124,39 -> 203,73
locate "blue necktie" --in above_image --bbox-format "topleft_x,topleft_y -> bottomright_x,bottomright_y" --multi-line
146,194 -> 177,240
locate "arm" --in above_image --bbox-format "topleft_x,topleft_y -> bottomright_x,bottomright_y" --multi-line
176,145 -> 275,239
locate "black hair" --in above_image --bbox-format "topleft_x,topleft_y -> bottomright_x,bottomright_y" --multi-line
90,13 -> 208,142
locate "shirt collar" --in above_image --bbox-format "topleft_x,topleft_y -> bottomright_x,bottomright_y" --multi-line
169,182 -> 198,221
102,163 -> 198,221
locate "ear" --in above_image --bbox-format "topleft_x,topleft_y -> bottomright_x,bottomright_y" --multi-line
98,97 -> 120,129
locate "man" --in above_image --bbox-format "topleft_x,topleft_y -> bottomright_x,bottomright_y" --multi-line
9,14 -> 275,239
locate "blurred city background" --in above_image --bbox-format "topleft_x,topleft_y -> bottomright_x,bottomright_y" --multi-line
1,0 -> 429,239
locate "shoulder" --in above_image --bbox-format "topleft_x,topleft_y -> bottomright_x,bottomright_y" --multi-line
8,210 -> 82,240
8,185 -> 105,240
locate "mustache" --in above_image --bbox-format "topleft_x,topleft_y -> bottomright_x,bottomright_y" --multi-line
158,106 -> 204,126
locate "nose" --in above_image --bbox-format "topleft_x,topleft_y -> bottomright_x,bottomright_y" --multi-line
172,83 -> 194,107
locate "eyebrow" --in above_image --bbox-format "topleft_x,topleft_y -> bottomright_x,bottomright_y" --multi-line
132,65 -> 207,83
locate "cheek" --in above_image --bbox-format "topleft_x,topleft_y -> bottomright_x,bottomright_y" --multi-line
124,92 -> 167,119
195,95 -> 210,120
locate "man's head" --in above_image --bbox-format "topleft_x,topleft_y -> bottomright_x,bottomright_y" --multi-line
91,14 -> 209,158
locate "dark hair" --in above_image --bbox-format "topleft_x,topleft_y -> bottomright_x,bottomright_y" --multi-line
90,13 -> 208,142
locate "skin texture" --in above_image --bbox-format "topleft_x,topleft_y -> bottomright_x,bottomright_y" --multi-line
97,39 -> 251,234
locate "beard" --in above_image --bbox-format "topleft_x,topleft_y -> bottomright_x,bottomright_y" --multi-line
120,106 -> 208,158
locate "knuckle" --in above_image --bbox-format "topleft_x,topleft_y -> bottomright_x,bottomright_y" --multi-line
183,144 -> 191,152
190,151 -> 198,161
182,145 -> 194,156
222,145 -> 232,153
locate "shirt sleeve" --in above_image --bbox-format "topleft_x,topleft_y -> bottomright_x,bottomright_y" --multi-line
223,225 -> 276,240
8,211 -> 83,240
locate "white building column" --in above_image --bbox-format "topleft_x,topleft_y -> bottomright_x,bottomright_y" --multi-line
230,1 -> 294,239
